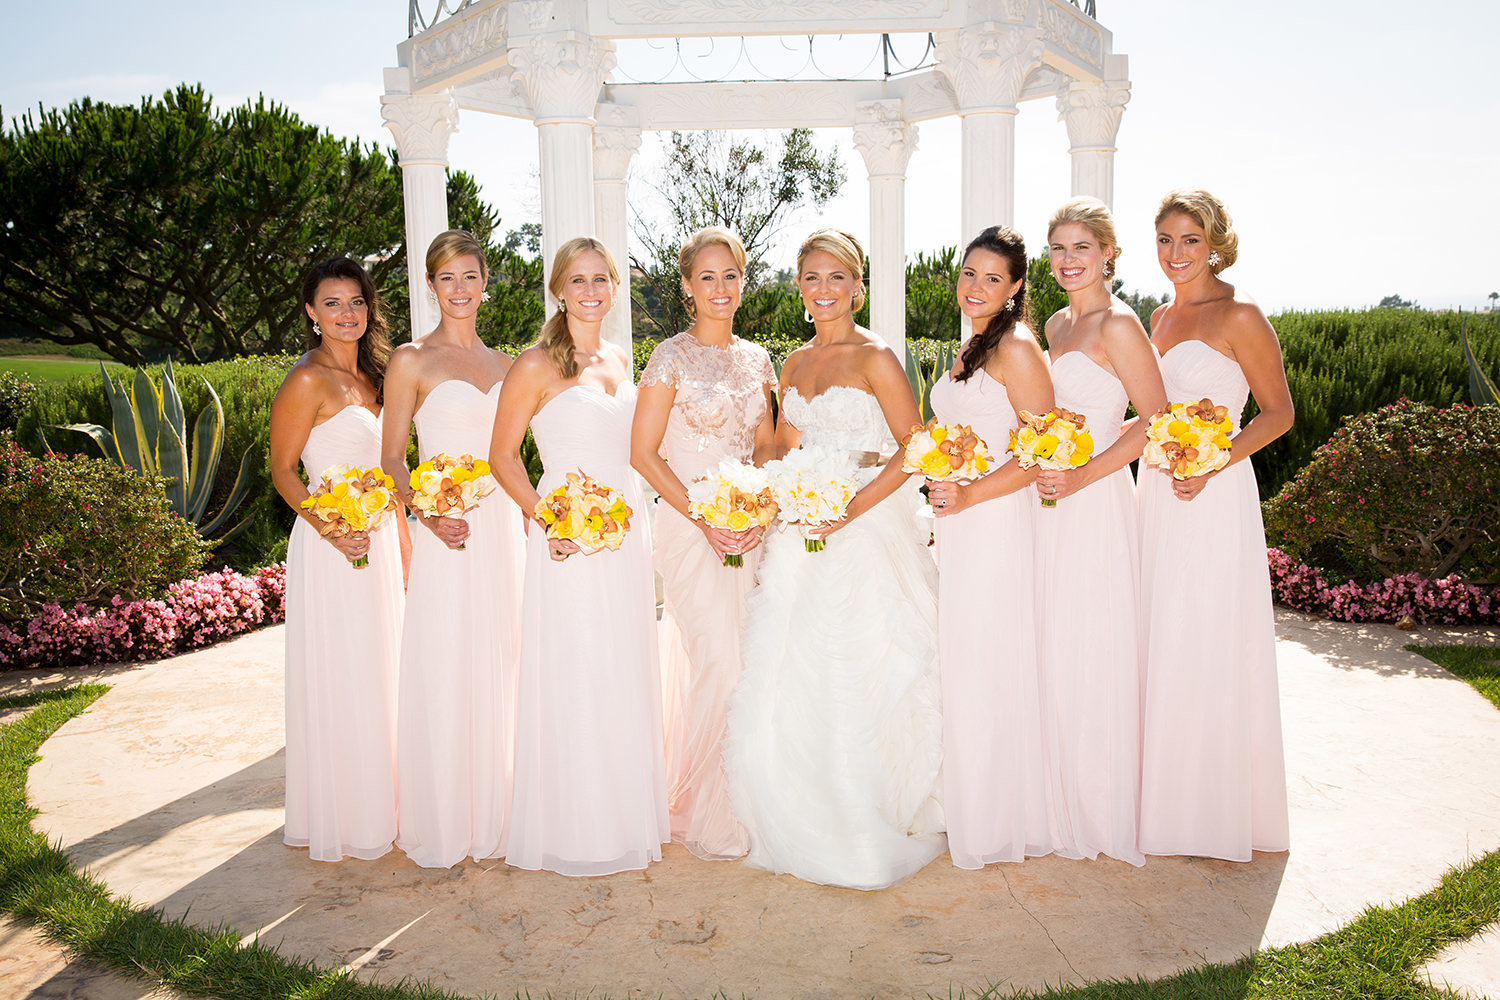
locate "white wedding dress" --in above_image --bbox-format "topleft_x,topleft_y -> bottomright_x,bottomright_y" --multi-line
723,385 -> 945,890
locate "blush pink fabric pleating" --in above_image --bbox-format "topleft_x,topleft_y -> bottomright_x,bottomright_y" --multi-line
930,367 -> 1060,867
1033,353 -> 1145,867
1137,340 -> 1289,861
283,405 -> 403,862
506,383 -> 669,876
395,379 -> 525,868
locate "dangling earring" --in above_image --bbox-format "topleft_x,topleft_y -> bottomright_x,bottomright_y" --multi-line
1208,251 -> 1222,268
426,289 -> 438,308
312,320 -> 323,338
559,301 -> 567,314
804,309 -> 813,324
1002,296 -> 1015,313
1103,258 -> 1114,280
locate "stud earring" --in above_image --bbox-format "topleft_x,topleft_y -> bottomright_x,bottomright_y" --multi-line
312,321 -> 323,337
426,289 -> 438,307
1208,251 -> 1222,268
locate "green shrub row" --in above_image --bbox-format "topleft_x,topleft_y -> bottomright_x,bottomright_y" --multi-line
1251,309 -> 1500,498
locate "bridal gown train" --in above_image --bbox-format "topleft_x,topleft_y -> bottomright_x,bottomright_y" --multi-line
1138,339 -> 1289,860
1034,353 -> 1144,867
395,379 -> 525,868
723,384 -> 945,890
284,405 -> 403,862
506,383 -> 670,876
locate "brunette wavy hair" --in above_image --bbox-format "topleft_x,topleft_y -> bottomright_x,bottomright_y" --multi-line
300,256 -> 392,402
954,226 -> 1030,382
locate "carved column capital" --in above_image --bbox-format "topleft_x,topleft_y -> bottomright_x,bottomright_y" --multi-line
592,103 -> 642,182
1057,78 -> 1132,150
507,29 -> 616,123
379,91 -> 460,166
852,100 -> 918,180
935,21 -> 1044,113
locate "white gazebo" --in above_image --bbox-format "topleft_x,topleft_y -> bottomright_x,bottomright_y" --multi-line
381,0 -> 1130,359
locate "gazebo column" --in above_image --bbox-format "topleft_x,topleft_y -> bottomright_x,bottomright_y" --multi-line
937,23 -> 1044,239
1057,76 -> 1132,207
379,89 -> 460,339
592,104 -> 642,353
507,27 -> 616,287
853,100 -> 918,364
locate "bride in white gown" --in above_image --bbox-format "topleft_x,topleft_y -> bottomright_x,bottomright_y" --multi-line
722,229 -> 945,890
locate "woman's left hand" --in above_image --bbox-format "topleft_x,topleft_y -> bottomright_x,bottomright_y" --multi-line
1034,466 -> 1087,503
807,515 -> 851,540
926,479 -> 970,517
548,536 -> 581,562
1172,469 -> 1217,502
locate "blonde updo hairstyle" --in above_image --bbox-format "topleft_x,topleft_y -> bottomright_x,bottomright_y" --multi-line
425,229 -> 489,282
797,228 -> 866,310
1155,188 -> 1239,273
1047,196 -> 1121,278
678,226 -> 748,318
538,236 -> 620,379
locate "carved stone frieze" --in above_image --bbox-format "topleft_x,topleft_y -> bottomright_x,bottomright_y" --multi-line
935,22 -> 1044,112
1056,78 -> 1130,148
1039,3 -> 1102,67
412,4 -> 508,84
508,32 -> 617,121
380,91 -> 461,164
606,0 -> 937,23
853,100 -> 918,178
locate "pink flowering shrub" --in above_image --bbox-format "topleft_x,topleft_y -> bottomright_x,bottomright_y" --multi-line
1263,399 -> 1500,584
1267,548 -> 1498,624
0,564 -> 286,671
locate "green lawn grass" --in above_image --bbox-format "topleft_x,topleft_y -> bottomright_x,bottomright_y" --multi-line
1,648 -> 1497,999
0,356 -> 126,383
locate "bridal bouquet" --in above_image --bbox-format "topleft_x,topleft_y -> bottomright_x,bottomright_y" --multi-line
408,453 -> 500,550
534,470 -> 634,555
300,464 -> 400,567
902,418 -> 995,482
764,446 -> 859,552
686,458 -> 780,567
1144,398 -> 1233,480
1008,408 -> 1095,507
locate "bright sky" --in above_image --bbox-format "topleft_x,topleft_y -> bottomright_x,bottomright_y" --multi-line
4,0 -> 1497,314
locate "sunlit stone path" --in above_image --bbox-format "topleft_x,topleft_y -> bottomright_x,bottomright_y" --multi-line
3,612 -> 1498,999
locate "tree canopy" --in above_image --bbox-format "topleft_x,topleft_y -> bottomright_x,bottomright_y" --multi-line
0,85 -> 521,363
630,128 -> 845,337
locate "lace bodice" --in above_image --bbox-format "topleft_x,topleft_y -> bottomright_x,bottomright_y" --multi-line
782,385 -> 896,454
1159,340 -> 1250,433
640,333 -> 776,481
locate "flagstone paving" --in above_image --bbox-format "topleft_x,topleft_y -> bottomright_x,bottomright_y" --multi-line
2,612 -> 1498,1000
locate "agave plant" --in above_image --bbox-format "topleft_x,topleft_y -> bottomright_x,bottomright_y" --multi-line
48,360 -> 254,543
904,340 -> 956,423
1461,313 -> 1499,406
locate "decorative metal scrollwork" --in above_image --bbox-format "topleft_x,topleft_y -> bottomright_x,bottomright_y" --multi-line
613,32 -> 938,85
409,0 -> 475,37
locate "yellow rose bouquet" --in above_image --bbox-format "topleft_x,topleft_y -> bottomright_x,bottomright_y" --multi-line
300,464 -> 399,567
764,445 -> 859,552
408,453 -> 500,550
902,418 -> 995,483
1144,397 -> 1233,480
1008,408 -> 1095,507
534,470 -> 634,555
686,458 -> 780,567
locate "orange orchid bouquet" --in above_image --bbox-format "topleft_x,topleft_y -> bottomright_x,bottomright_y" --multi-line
534,470 -> 634,555
300,464 -> 400,567
902,418 -> 995,483
686,458 -> 779,566
1144,398 -> 1233,480
408,453 -> 500,550
1008,408 -> 1095,507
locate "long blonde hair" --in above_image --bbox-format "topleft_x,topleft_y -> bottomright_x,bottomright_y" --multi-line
538,237 -> 620,379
